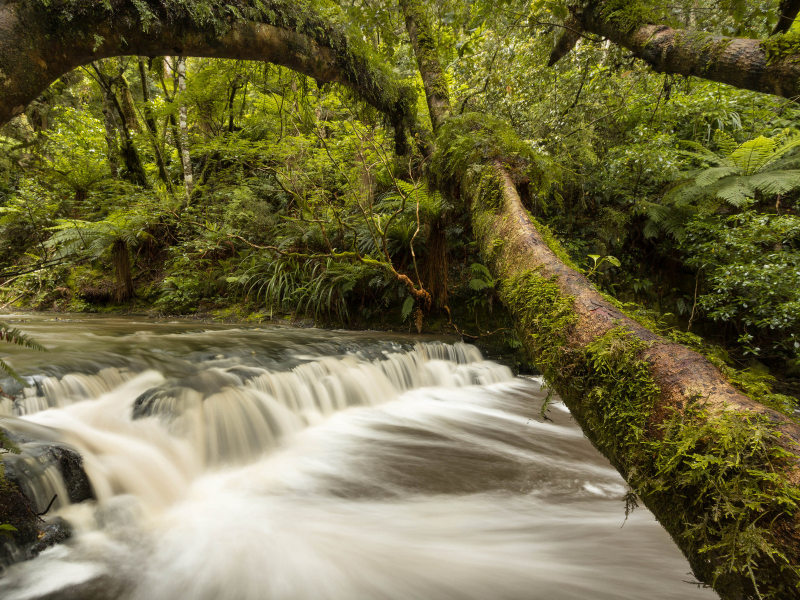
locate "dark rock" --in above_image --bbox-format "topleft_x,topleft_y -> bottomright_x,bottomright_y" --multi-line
43,446 -> 94,504
30,518 -> 71,558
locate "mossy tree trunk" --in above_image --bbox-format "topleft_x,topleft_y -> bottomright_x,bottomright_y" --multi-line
92,61 -> 149,188
137,58 -> 173,191
465,163 -> 800,598
398,0 -> 451,131
548,1 -> 800,100
774,0 -> 800,34
176,57 -> 194,204
0,0 -> 418,147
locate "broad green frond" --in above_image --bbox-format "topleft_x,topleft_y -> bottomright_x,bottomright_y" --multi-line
694,166 -> 739,188
748,170 -> 800,196
714,181 -> 754,207
713,129 -> 738,157
0,323 -> 46,352
730,136 -> 776,175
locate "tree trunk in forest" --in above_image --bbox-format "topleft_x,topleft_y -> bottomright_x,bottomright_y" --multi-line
397,0 -> 451,311
398,0 -> 452,131
112,239 -> 134,303
93,62 -> 149,188
424,217 -> 448,310
176,57 -> 194,204
137,58 -> 173,191
548,1 -> 800,100
100,103 -> 122,179
463,161 -> 800,599
118,75 -> 141,133
773,0 -> 800,34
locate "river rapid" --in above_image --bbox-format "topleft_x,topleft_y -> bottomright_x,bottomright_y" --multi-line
0,315 -> 717,600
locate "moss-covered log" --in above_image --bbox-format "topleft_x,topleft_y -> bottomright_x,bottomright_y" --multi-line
462,157 -> 800,599
0,0 -> 417,146
549,0 -> 800,100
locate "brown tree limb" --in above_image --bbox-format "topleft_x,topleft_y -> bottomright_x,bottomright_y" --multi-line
0,0 -> 418,149
548,2 -> 800,99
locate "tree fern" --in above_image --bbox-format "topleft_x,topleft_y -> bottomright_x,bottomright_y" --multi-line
648,129 -> 800,239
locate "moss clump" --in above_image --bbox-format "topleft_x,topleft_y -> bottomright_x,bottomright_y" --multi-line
577,328 -> 661,466
762,29 -> 800,64
501,269 -> 577,380
599,0 -> 656,33
31,0 -> 418,145
527,214 -> 581,271
498,267 -> 800,596
429,112 -> 556,200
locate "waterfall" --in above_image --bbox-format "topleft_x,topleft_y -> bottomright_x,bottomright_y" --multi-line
0,320 -> 718,600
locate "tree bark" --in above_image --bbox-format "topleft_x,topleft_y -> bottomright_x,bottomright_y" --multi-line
92,62 -> 149,188
548,1 -> 800,100
464,162 -> 800,599
176,57 -> 194,204
137,58 -> 173,191
398,0 -> 451,131
0,0 -> 418,147
773,0 -> 800,34
112,239 -> 134,303
398,2 -> 800,596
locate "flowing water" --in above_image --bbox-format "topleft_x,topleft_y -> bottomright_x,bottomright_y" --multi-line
0,315 -> 718,600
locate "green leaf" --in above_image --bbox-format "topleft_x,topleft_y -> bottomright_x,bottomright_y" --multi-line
401,296 -> 414,322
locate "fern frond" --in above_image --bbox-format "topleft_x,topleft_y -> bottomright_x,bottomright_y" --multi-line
0,323 -> 46,352
748,170 -> 800,196
730,136 -> 776,175
694,166 -> 739,188
713,129 -> 739,157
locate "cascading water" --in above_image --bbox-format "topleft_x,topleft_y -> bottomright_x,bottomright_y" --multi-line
0,316 -> 718,599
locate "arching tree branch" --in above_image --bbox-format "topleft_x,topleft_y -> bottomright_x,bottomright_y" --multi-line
548,1 -> 800,100
0,0 -> 418,148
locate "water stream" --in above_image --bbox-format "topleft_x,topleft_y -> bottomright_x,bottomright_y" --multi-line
0,315 -> 718,599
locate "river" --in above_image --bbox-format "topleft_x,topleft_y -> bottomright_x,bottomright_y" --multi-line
0,315 -> 718,599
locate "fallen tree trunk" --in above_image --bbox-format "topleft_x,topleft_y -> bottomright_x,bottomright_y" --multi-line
0,0 -> 417,147
548,0 -> 800,100
461,155 -> 800,599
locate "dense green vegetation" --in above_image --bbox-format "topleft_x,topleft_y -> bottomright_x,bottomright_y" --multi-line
1,2 -> 797,391
1,2 -> 800,593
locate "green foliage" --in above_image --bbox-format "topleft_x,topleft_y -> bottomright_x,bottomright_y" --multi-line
0,322 -> 45,384
581,328 -> 661,464
681,212 -> 800,364
653,129 -> 800,236
501,268 -> 576,382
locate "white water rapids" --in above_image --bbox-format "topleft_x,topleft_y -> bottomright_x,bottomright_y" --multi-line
0,316 -> 718,599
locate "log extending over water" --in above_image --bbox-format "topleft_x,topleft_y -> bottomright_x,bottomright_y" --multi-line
548,0 -> 800,100
466,162 -> 800,599
0,0 -> 416,144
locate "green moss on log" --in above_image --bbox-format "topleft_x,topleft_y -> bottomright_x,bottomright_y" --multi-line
430,112 -> 556,200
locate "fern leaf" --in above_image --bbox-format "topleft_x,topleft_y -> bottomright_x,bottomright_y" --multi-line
401,296 -> 414,322
694,166 -> 739,188
748,170 -> 800,196
0,323 -> 46,352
